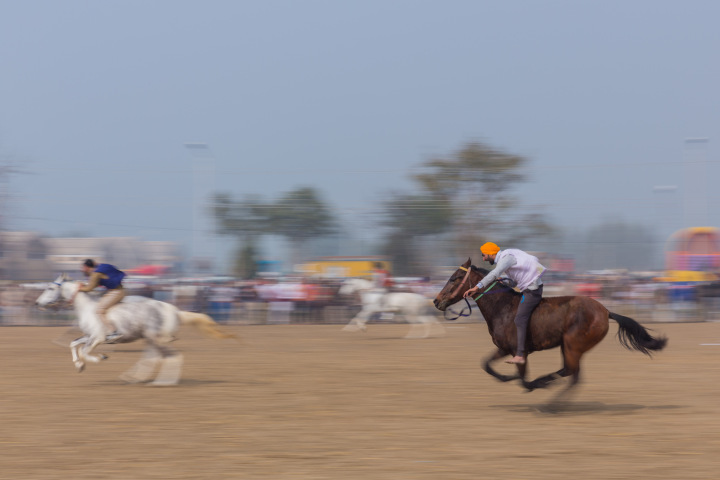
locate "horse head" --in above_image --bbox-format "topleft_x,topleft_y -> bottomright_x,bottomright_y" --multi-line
433,258 -> 488,311
338,281 -> 357,296
35,273 -> 74,309
338,278 -> 373,296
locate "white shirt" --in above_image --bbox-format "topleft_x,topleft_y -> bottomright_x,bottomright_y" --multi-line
477,249 -> 546,291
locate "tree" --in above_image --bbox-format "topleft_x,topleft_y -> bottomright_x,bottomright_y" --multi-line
213,193 -> 268,278
266,187 -> 337,267
379,192 -> 455,275
380,140 -> 556,273
233,242 -> 259,280
213,187 -> 337,276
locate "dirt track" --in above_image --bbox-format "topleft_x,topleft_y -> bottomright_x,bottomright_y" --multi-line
1,321 -> 720,479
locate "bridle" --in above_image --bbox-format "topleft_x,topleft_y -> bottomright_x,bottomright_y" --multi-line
443,265 -> 501,321
42,279 -> 72,310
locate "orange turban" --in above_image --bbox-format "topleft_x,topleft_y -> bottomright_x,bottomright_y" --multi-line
480,242 -> 500,255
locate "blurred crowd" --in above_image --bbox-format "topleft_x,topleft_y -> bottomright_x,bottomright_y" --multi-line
1,275 -> 440,326
543,271 -> 720,322
3,271 -> 720,326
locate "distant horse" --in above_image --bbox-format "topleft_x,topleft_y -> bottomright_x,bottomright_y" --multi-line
35,274 -> 234,386
340,278 -> 445,339
433,259 -> 666,402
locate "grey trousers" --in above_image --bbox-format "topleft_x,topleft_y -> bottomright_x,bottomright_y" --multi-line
514,285 -> 543,357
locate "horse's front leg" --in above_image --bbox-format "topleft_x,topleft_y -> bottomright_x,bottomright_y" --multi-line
70,335 -> 90,372
79,335 -> 109,365
483,348 -> 521,383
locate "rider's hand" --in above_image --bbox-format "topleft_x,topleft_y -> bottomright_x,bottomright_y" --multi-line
463,286 -> 479,298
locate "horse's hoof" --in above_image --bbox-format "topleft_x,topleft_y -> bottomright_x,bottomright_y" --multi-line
100,354 -> 109,360
75,363 -> 85,373
119,373 -> 145,384
147,380 -> 179,387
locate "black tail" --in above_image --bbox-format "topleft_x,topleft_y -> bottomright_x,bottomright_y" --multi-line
609,312 -> 667,356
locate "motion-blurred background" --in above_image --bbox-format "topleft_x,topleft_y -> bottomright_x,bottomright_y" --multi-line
1,1 -> 719,323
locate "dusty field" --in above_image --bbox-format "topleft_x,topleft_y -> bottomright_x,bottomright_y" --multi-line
1,321 -> 720,480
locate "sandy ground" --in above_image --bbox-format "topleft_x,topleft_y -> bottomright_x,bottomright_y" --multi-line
1,320 -> 720,480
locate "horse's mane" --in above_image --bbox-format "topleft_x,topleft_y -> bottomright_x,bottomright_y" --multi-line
469,265 -> 522,297
470,265 -> 489,275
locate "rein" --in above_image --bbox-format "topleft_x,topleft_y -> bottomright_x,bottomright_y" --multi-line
444,266 -> 502,321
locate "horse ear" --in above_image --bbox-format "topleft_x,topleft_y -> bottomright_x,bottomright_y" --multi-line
463,257 -> 472,268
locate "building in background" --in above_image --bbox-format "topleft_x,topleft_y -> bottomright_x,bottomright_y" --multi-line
0,232 -> 181,281
0,232 -> 53,281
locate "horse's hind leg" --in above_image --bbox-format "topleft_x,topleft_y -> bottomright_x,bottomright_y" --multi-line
545,347 -> 583,410
151,343 -> 184,386
405,315 -> 446,339
526,368 -> 566,391
524,345 -> 569,391
429,316 -> 446,337
342,310 -> 370,332
120,346 -> 161,384
403,315 -> 428,339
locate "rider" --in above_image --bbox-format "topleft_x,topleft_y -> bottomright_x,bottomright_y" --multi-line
372,262 -> 392,290
74,259 -> 127,342
463,242 -> 546,365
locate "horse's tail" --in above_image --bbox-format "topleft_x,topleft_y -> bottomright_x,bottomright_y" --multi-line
178,311 -> 236,339
609,312 -> 667,356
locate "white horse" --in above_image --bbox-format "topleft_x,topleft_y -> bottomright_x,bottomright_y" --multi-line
36,274 -> 234,386
339,278 -> 445,339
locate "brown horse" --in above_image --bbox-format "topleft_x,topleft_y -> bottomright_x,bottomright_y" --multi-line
434,259 -> 667,398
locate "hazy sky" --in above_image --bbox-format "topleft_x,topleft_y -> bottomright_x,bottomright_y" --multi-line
1,0 -> 719,270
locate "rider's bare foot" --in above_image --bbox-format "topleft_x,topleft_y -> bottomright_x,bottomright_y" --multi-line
506,356 -> 526,365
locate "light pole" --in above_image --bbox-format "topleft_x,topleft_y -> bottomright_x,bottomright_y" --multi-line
653,185 -> 678,270
184,143 -> 216,274
683,138 -> 709,229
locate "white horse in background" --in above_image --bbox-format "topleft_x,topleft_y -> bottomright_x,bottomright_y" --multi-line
36,274 -> 234,386
339,278 -> 445,339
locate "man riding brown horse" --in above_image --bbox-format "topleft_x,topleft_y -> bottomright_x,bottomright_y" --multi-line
463,242 -> 546,365
434,256 -> 666,401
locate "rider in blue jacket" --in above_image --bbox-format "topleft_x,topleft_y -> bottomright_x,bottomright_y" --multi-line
74,259 -> 126,342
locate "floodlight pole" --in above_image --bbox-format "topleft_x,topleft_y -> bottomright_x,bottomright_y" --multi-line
682,138 -> 709,229
184,143 -> 216,273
